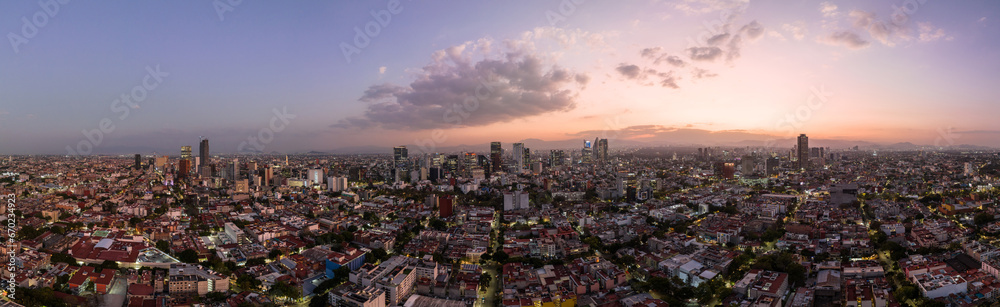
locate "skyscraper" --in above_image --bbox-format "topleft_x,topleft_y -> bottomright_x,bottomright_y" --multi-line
134,154 -> 141,169
797,134 -> 809,170
512,143 -> 524,172
394,146 -> 408,182
199,138 -> 210,177
582,140 -> 593,164
490,142 -> 502,174
596,138 -> 608,162
180,146 -> 192,178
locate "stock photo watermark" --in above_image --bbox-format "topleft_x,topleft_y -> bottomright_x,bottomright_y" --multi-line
65,65 -> 169,155
7,0 -> 70,54
764,85 -> 833,147
4,193 -> 17,300
340,0 -> 409,63
413,78 -> 504,154
933,127 -> 960,147
545,0 -> 586,26
213,0 -> 245,21
237,107 -> 296,154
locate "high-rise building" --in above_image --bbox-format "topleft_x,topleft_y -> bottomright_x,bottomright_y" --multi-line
512,143 -> 524,172
490,142 -> 502,174
582,140 -> 593,164
797,134 -> 809,170
180,146 -> 192,178
308,169 -> 323,186
134,154 -> 141,169
199,139 -> 210,177
438,195 -> 453,218
596,138 -> 609,162
394,146 -> 408,182
549,150 -> 565,167
766,157 -> 780,176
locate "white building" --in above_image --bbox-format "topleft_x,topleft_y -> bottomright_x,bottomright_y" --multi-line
503,190 -> 530,211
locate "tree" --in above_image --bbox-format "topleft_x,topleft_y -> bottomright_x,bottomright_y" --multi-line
493,250 -> 509,263
269,249 -> 283,260
156,240 -> 170,252
479,272 -> 492,289
975,212 -> 995,225
235,274 -> 262,292
269,281 -> 302,300
178,249 -> 200,263
366,248 -> 389,264
310,293 -> 330,307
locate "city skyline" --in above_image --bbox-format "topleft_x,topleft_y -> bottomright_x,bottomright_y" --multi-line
2,1 -> 1000,155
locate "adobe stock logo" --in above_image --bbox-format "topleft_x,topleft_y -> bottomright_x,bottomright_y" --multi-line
7,0 -> 70,54
340,0 -> 410,63
66,65 -> 169,155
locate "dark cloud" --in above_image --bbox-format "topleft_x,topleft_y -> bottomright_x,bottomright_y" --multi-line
640,47 -> 663,59
615,64 -> 642,79
335,45 -> 585,130
706,33 -> 731,46
614,64 -> 680,89
686,46 -> 724,61
820,31 -> 870,49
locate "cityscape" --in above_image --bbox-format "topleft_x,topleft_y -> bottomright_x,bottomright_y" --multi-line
2,1 -> 1000,307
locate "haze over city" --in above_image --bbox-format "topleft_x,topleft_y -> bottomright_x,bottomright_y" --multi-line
1,1 -> 999,155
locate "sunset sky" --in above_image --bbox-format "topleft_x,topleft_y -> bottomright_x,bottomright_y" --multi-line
2,0 -> 999,154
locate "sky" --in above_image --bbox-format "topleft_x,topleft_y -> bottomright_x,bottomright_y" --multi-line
1,0 -> 999,155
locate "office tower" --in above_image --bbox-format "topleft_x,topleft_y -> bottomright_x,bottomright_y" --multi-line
394,146 -> 408,182
231,159 -> 240,181
490,142 -> 502,174
596,138 -> 609,162
180,145 -> 192,178
199,139 -> 210,177
797,134 -> 809,170
154,156 -> 168,171
581,140 -> 593,164
522,147 -> 530,167
549,150 -> 565,167
512,143 -> 524,172
264,167 -> 274,185
247,161 -> 257,172
134,154 -> 141,169
766,157 -> 780,175
445,155 -> 459,175
741,156 -> 755,175
464,152 -> 477,171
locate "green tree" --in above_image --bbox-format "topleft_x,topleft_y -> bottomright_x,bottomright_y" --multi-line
156,240 -> 170,252
178,249 -> 200,263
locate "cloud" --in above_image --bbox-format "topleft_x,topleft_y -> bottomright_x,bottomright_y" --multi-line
671,0 -> 749,15
614,64 -> 680,89
378,66 -> 387,75
334,40 -> 586,130
615,64 -> 642,79
706,33 -> 731,46
820,2 -> 838,18
692,68 -> 717,79
767,30 -> 786,41
740,20 -> 765,41
686,46 -> 724,61
819,31 -> 870,50
782,22 -> 807,40
979,17 -> 988,25
918,22 -> 950,42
